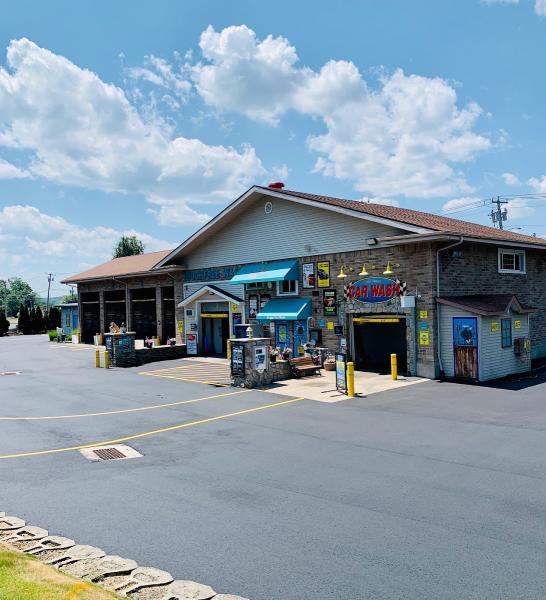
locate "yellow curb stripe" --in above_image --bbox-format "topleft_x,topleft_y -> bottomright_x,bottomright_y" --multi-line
0,390 -> 249,420
0,397 -> 305,459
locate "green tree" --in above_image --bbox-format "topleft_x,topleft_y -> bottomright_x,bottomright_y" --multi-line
3,278 -> 38,317
113,235 -> 145,258
29,307 -> 37,334
46,306 -> 61,329
35,306 -> 45,333
0,310 -> 9,336
17,304 -> 29,334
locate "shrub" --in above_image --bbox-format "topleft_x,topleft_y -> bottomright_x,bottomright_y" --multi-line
47,330 -> 58,341
0,311 -> 9,336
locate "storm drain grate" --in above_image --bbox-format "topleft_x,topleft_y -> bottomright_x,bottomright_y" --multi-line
79,444 -> 143,462
93,447 -> 126,460
0,371 -> 21,376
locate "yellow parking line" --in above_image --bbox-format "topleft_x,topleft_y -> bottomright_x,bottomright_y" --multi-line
139,373 -> 230,386
0,390 -> 249,420
0,397 -> 306,459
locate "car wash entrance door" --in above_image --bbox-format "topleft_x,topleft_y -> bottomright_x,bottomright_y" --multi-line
453,317 -> 478,379
201,313 -> 229,356
131,288 -> 157,340
80,292 -> 100,344
353,316 -> 407,374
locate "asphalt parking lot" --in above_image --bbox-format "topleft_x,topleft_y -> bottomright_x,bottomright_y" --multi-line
2,336 -> 546,599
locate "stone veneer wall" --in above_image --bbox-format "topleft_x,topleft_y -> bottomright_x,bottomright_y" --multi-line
104,332 -> 136,368
231,339 -> 291,388
135,344 -> 187,365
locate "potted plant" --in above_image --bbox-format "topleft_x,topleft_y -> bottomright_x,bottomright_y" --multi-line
71,329 -> 80,344
281,346 -> 292,361
324,355 -> 336,371
270,347 -> 280,362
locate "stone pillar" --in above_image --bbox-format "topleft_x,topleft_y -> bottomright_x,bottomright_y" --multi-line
173,275 -> 184,344
104,332 -> 136,367
155,285 -> 162,343
99,290 -> 105,333
125,287 -> 132,331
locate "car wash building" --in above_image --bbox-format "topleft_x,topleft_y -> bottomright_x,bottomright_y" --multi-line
61,251 -> 183,345
154,184 -> 546,381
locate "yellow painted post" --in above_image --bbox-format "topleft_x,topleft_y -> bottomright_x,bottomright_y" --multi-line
104,351 -> 110,369
95,349 -> 100,368
391,353 -> 398,380
227,338 -> 232,360
347,361 -> 355,398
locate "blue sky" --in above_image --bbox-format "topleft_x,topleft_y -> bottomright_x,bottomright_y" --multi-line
2,0 -> 546,296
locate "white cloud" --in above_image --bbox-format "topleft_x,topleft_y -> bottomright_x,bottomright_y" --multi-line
536,0 -> 546,15
0,205 -> 173,291
502,172 -> 520,186
527,175 -> 546,192
0,158 -> 28,179
191,26 -> 491,199
0,38 -> 264,225
506,198 -> 535,219
442,196 -> 483,213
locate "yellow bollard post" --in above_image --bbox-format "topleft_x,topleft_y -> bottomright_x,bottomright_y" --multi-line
104,351 -> 110,369
95,349 -> 100,368
226,338 -> 232,360
391,353 -> 398,380
347,361 -> 355,398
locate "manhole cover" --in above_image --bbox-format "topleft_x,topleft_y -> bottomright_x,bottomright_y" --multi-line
79,444 -> 142,462
0,371 -> 21,376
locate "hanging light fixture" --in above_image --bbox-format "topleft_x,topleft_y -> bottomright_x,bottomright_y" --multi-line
359,264 -> 369,276
383,262 -> 399,275
337,266 -> 347,279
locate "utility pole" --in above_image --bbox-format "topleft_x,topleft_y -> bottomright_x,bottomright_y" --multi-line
489,196 -> 508,230
46,273 -> 54,311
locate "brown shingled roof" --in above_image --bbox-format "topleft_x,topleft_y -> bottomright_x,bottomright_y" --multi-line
437,295 -> 538,315
61,249 -> 174,283
265,188 -> 546,246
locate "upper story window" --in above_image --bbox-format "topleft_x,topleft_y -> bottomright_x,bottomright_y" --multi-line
277,280 -> 298,296
498,249 -> 526,274
247,282 -> 265,290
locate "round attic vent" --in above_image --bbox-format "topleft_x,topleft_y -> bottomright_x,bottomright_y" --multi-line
264,201 -> 273,215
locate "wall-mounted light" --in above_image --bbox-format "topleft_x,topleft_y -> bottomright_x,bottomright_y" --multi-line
383,262 -> 400,275
337,266 -> 347,279
359,264 -> 374,276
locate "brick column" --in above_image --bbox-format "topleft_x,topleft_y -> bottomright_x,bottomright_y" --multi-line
155,285 -> 162,342
125,287 -> 132,331
174,274 -> 184,344
99,290 -> 105,333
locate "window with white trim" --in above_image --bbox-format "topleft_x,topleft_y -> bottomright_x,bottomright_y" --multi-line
498,249 -> 525,274
277,280 -> 298,296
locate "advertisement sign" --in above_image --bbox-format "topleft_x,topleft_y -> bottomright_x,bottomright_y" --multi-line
302,263 -> 315,288
346,277 -> 400,303
419,310 -> 428,319
254,346 -> 267,372
278,323 -> 288,343
514,319 -> 522,329
419,331 -> 429,346
317,261 -> 330,288
490,322 -> 499,332
453,317 -> 478,347
231,344 -> 245,376
186,333 -> 198,355
323,289 -> 337,316
232,312 -> 242,335
335,352 -> 347,393
177,320 -> 184,335
248,294 -> 259,319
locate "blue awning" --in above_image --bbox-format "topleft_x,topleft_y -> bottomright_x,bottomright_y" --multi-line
256,297 -> 311,321
228,259 -> 299,284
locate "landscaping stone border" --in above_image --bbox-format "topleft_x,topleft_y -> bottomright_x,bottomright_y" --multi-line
0,512 -> 249,600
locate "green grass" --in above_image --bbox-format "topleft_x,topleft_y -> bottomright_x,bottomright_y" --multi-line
0,546 -> 122,600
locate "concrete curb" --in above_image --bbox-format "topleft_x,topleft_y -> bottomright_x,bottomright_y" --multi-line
0,512 -> 249,600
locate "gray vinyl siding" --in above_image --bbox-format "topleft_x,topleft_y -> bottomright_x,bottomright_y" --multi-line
439,304 -> 531,380
480,314 -> 530,381
183,281 -> 245,301
184,196 -> 406,269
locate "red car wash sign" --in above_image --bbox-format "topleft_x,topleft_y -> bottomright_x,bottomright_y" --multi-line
347,277 -> 400,303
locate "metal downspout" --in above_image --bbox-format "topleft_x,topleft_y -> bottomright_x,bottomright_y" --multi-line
436,237 -> 464,378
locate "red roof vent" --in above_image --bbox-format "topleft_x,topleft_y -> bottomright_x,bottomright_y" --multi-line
268,181 -> 285,189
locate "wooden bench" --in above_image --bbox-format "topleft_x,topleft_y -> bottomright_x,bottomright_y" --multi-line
289,356 -> 322,378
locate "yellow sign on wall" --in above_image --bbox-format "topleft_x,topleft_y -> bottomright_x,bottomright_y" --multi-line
419,331 -> 429,345
419,310 -> 428,319
490,322 -> 499,332
317,261 -> 330,288
327,321 -> 334,330
514,319 -> 522,329
231,303 -> 239,312
177,320 -> 184,335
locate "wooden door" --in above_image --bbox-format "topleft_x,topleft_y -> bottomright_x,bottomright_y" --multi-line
454,346 -> 478,379
453,317 -> 479,380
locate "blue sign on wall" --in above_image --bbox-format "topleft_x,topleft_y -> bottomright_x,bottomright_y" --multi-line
347,277 -> 400,304
453,317 -> 478,347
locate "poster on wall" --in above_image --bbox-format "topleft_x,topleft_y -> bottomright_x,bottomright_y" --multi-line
302,263 -> 315,288
323,289 -> 337,316
186,333 -> 198,355
260,294 -> 270,310
248,294 -> 258,319
231,344 -> 245,376
317,261 -> 330,287
232,312 -> 242,335
278,323 -> 288,344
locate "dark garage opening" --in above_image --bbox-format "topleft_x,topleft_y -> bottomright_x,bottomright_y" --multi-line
353,317 -> 408,374
131,288 -> 157,339
161,286 -> 175,343
80,292 -> 100,344
104,290 -> 126,329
